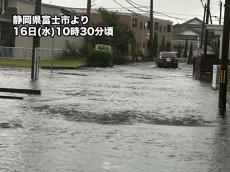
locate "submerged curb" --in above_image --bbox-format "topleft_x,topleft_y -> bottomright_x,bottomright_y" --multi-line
0,88 -> 41,95
0,95 -> 24,100
41,64 -> 88,70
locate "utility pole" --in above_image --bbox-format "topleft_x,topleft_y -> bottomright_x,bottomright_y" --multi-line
86,0 -> 91,28
219,1 -> 223,25
149,0 -> 154,60
204,0 -> 210,57
200,3 -> 207,49
219,0 -> 230,110
85,0 -> 92,52
31,0 -> 41,80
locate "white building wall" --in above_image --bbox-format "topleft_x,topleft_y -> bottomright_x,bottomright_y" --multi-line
14,1 -> 83,50
7,0 -> 18,9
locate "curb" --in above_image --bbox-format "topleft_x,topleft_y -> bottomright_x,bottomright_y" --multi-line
41,64 -> 88,70
0,95 -> 24,100
0,88 -> 41,95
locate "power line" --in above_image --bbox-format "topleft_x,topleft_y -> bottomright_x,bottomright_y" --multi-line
200,0 -> 205,8
100,6 -> 148,10
127,0 -> 150,9
112,0 -> 139,14
122,0 -> 188,21
158,11 -> 203,17
100,6 -> 203,17
125,0 -> 149,12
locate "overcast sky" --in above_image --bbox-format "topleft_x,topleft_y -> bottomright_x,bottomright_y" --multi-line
43,0 -> 223,24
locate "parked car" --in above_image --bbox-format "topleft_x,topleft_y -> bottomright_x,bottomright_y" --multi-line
95,44 -> 112,54
156,51 -> 178,68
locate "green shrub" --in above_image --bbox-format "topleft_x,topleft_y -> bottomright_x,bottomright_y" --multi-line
88,50 -> 113,67
113,50 -> 127,65
62,41 -> 80,59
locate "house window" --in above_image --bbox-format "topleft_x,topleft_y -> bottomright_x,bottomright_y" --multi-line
144,22 -> 148,30
143,43 -> 146,48
0,0 -> 8,13
140,22 -> 143,29
159,25 -> 162,32
1,23 -> 11,42
167,25 -> 171,32
132,18 -> 138,28
147,21 -> 150,30
147,40 -> 150,49
154,22 -> 159,31
4,0 -> 7,9
167,42 -> 171,51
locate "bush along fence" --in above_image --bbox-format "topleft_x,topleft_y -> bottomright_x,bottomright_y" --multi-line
88,50 -> 113,67
87,49 -> 129,67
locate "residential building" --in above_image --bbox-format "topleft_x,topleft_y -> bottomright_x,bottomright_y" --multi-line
0,0 -> 83,50
74,8 -> 173,60
152,18 -> 173,53
193,24 -> 229,82
205,24 -> 230,59
172,17 -> 203,56
0,0 -> 16,46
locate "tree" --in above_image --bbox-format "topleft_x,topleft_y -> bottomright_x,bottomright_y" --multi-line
177,42 -> 181,58
188,42 -> 194,64
93,9 -> 134,56
183,39 -> 188,58
153,32 -> 158,57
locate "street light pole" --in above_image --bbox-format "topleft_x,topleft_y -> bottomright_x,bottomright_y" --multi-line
149,0 -> 154,60
219,0 -> 230,110
31,0 -> 41,80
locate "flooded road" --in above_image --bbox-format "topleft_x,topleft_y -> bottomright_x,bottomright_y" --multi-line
0,63 -> 230,172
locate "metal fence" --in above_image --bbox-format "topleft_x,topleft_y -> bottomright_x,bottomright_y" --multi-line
0,46 -> 63,60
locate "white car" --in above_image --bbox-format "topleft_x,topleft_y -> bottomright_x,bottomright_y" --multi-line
95,44 -> 112,54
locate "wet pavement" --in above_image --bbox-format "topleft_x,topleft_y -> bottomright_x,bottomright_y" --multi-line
0,63 -> 230,172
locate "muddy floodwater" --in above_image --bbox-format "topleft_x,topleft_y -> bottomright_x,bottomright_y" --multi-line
0,63 -> 230,172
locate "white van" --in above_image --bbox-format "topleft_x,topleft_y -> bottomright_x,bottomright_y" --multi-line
95,44 -> 112,54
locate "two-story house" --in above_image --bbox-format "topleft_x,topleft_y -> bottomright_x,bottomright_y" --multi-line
74,8 -> 173,60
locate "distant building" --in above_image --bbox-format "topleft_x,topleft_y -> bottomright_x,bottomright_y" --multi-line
172,17 -> 203,56
74,8 -> 173,60
0,0 -> 83,50
0,0 -> 16,46
193,23 -> 230,82
206,24 -> 230,59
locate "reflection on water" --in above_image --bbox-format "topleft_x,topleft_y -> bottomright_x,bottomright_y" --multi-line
0,63 -> 230,172
210,115 -> 230,172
